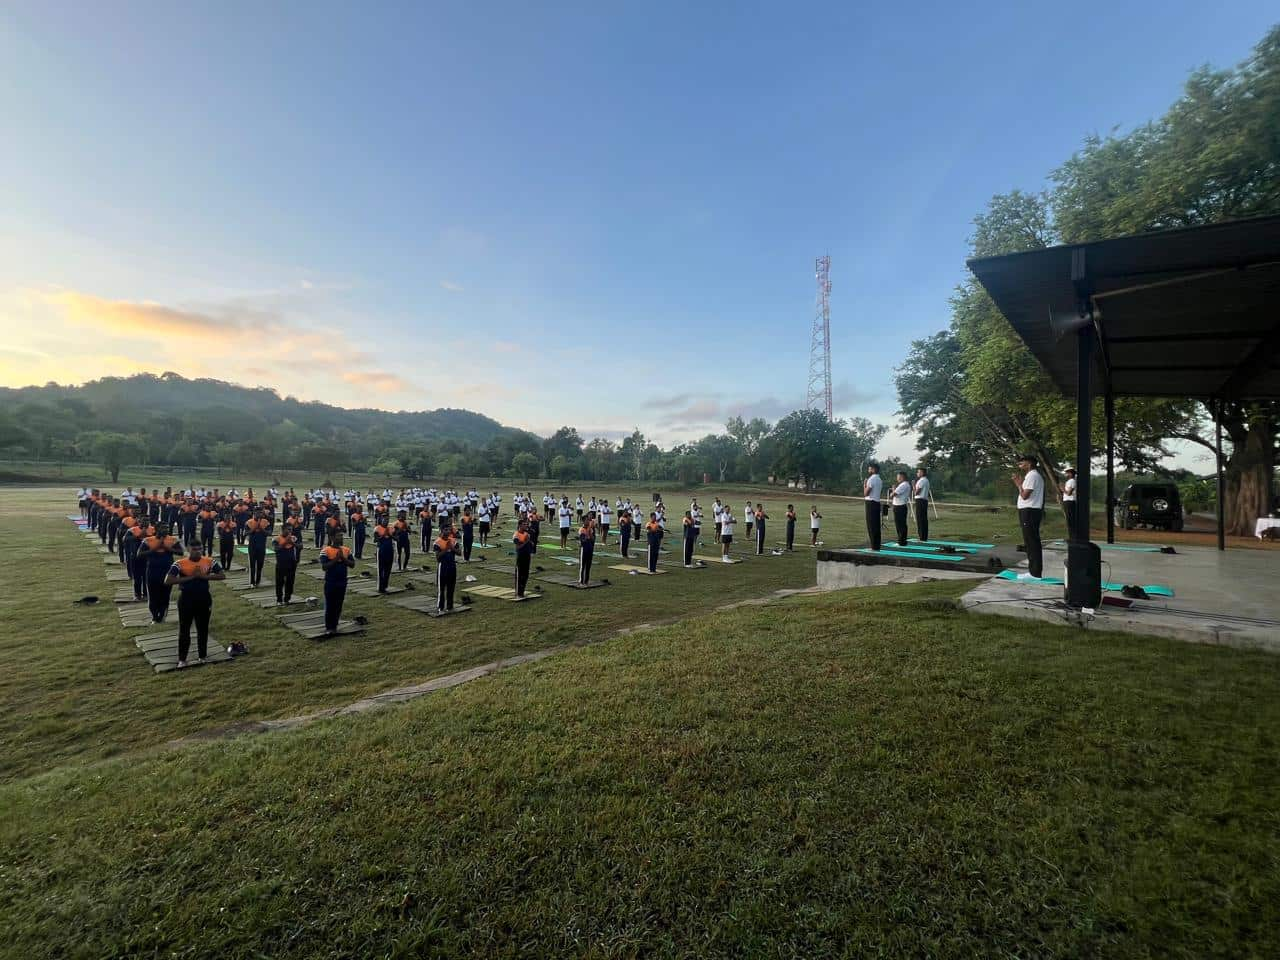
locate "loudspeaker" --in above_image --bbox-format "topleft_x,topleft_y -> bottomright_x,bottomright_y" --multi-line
1064,541 -> 1102,608
1048,306 -> 1095,342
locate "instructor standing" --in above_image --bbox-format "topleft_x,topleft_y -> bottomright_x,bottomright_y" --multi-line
912,468 -> 931,542
863,463 -> 883,551
1012,454 -> 1046,578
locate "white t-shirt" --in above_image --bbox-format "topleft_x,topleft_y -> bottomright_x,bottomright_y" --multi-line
810,510 -> 821,529
559,507 -> 572,529
721,513 -> 735,536
865,474 -> 883,502
913,476 -> 930,500
1018,469 -> 1045,510
1063,477 -> 1077,502
713,504 -> 723,521
892,481 -> 911,506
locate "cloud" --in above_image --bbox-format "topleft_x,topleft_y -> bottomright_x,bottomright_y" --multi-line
46,291 -> 290,339
440,280 -> 464,293
642,392 -> 718,410
341,370 -> 417,393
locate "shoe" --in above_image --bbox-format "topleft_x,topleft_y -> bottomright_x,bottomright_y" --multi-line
684,564 -> 693,568
722,556 -> 731,563
176,659 -> 188,669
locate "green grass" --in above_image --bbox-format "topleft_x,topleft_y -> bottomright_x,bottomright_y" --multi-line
0,481 -> 1050,782
1,582 -> 1277,958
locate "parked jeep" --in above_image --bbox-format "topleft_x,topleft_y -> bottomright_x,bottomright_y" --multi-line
1113,481 -> 1184,531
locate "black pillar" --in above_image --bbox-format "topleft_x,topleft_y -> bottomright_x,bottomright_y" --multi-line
1073,327 -> 1092,544
1215,398 -> 1226,552
1105,390 -> 1115,544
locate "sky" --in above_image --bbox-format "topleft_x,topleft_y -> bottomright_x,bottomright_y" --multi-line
1,1 -> 1275,468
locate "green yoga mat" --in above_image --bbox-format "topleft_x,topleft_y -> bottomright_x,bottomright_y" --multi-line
910,539 -> 994,549
854,547 -> 967,563
1048,540 -> 1162,553
901,542 -> 982,554
995,569 -> 1174,597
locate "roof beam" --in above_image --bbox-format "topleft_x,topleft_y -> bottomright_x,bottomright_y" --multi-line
1218,318 -> 1280,397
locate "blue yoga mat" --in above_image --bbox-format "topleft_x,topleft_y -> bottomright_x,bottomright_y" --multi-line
911,538 -> 994,549
995,569 -> 1174,597
902,542 -> 982,554
855,548 -> 967,562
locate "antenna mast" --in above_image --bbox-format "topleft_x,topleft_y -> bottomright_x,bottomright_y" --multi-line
806,255 -> 833,420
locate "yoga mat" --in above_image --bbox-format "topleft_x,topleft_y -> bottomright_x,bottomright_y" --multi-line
910,539 -> 994,549
465,583 -> 538,601
609,565 -> 666,575
853,548 -> 967,562
994,569 -> 1174,597
1047,540 -> 1163,553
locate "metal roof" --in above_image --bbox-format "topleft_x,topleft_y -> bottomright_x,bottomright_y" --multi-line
967,214 -> 1280,399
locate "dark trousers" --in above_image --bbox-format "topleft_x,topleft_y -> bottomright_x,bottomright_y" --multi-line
683,533 -> 696,565
219,539 -> 234,570
1063,501 -> 1078,538
201,532 -> 214,554
275,563 -> 296,603
647,542 -> 659,573
515,553 -> 531,597
579,544 -> 594,584
893,504 -> 909,546
865,501 -> 882,551
421,527 -> 431,551
397,540 -> 410,570
314,525 -> 325,548
1019,508 -> 1044,578
462,533 -> 473,562
177,592 -> 211,661
786,520 -> 795,550
130,553 -> 147,598
323,582 -> 345,631
601,523 -> 609,544
248,548 -> 266,587
377,551 -> 393,592
147,575 -> 171,621
620,527 -> 631,558
437,565 -> 456,610
107,523 -> 118,552
354,528 -> 366,558
755,520 -> 766,555
914,499 -> 929,542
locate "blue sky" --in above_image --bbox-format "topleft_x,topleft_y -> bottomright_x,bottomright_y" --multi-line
1,1 -> 1274,466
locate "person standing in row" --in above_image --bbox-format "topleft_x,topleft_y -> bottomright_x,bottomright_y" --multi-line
351,507 -> 367,559
198,506 -> 217,555
912,467 -> 931,542
1061,467 -> 1078,535
138,524 -> 180,623
434,522 -> 460,612
863,463 -> 883,551
810,506 -> 822,545
682,510 -> 698,567
598,501 -> 611,544
719,505 -> 735,562
274,527 -> 300,605
246,511 -> 270,588
743,499 -> 754,540
619,507 -> 632,559
216,514 -> 236,571
460,507 -> 475,562
393,510 -> 412,572
559,499 -> 573,548
320,531 -> 355,636
164,541 -> 225,669
374,519 -> 395,593
785,505 -> 796,551
754,503 -> 768,556
645,512 -> 664,573
891,471 -> 912,547
512,519 -> 533,598
1013,453 -> 1046,578
578,512 -> 596,585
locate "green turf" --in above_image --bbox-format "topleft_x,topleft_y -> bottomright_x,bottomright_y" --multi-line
1,582 -> 1277,957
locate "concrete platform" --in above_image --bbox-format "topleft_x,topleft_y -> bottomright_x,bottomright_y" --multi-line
960,542 -> 1280,652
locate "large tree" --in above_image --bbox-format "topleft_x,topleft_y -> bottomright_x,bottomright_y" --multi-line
771,410 -> 862,492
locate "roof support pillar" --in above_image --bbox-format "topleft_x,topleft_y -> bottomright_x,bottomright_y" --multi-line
1105,389 -> 1115,545
1215,399 -> 1226,552
1073,326 -> 1092,545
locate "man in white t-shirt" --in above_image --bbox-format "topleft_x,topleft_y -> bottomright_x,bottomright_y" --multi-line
890,471 -> 912,547
863,463 -> 884,551
719,506 -> 735,561
1012,453 -> 1046,578
912,467 -> 931,542
1060,467 -> 1078,536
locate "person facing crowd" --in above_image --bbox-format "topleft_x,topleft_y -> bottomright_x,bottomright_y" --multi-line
863,463 -> 883,551
1013,453 -> 1046,578
891,471 -> 911,547
913,467 -> 931,542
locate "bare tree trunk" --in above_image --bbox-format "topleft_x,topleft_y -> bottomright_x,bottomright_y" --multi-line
1224,405 -> 1276,536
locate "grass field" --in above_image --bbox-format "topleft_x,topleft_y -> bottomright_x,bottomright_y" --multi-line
3,476 -> 1277,957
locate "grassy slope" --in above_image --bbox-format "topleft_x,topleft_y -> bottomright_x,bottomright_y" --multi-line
0,482 -> 1054,781
1,583 -> 1277,959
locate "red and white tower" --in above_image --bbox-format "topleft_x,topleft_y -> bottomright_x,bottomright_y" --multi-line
806,255 -> 833,420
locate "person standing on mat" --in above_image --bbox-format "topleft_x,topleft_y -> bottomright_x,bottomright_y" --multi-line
216,513 -> 236,571
891,471 -> 911,547
743,499 -> 754,541
863,463 -> 883,551
913,467 -> 931,542
1012,453 -> 1046,578
645,512 -> 664,573
246,510 -> 270,588
513,518 -> 533,598
434,521 -> 460,611
682,510 -> 698,567
559,498 -> 573,548
393,510 -> 412,571
274,527 -> 300,605
418,503 -> 433,553
618,507 -> 632,559
598,501 -> 611,545
374,519 -> 395,593
754,503 -> 768,555
350,506 -> 367,559
137,524 -> 180,623
1060,467 -> 1078,536
460,507 -> 475,562
577,512 -> 597,585
164,541 -> 225,669
719,506 -> 734,562
320,531 -> 355,636
785,505 -> 797,551
810,506 -> 822,545
311,500 -> 328,549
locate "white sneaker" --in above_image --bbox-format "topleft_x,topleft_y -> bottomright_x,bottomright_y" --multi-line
683,564 -> 693,568
722,556 -> 732,563
176,660 -> 188,669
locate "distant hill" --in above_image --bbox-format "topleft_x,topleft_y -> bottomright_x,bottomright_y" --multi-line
0,372 -> 540,472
